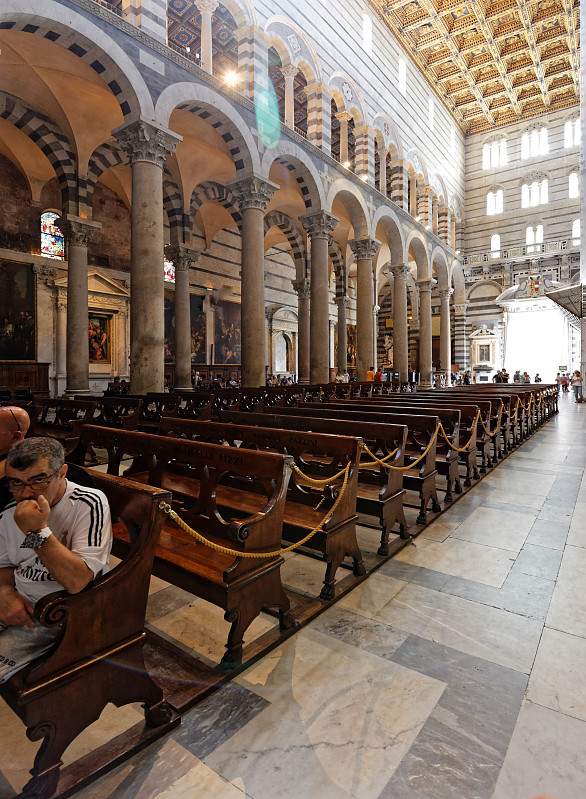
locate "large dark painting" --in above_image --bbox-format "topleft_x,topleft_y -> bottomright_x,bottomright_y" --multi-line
88,314 -> 110,363
214,301 -> 241,364
164,293 -> 206,364
0,261 -> 35,360
347,324 -> 357,368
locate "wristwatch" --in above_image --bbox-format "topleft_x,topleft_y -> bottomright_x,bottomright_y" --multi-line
20,527 -> 52,550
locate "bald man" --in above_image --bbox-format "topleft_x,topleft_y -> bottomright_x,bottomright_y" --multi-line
0,407 -> 30,479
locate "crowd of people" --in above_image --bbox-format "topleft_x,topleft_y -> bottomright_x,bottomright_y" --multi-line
557,371 -> 583,401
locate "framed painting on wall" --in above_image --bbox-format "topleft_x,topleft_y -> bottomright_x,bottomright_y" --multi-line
214,301 -> 241,364
88,314 -> 111,363
164,294 -> 206,363
0,260 -> 36,360
346,324 -> 357,368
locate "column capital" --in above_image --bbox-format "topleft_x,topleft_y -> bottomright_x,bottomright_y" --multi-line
418,279 -> 433,293
388,262 -> 410,278
63,215 -> 102,247
335,110 -> 353,123
301,210 -> 338,239
165,244 -> 201,271
439,287 -> 454,301
336,294 -> 351,309
114,119 -> 181,168
195,0 -> 219,13
293,278 -> 311,298
280,63 -> 298,80
229,175 -> 278,212
350,238 -> 380,261
454,303 -> 468,316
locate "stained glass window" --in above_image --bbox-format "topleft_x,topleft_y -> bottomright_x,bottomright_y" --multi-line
40,211 -> 64,260
164,259 -> 175,283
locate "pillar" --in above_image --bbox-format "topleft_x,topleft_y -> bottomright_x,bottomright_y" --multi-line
280,64 -> 298,128
581,0 -> 586,381
391,264 -> 409,383
355,125 -> 374,184
115,119 -> 180,394
166,245 -> 200,390
439,287 -> 453,379
306,82 -> 331,153
231,176 -> 278,386
336,111 -> 352,165
302,211 -> 338,384
350,238 -> 380,380
293,278 -> 311,382
453,302 -> 468,370
438,207 -> 449,243
63,216 -> 101,395
121,0 -> 167,43
409,174 -> 417,217
432,199 -> 439,234
196,0 -> 219,74
55,295 -> 67,395
418,279 -> 433,387
336,296 -> 349,374
237,27 -> 269,102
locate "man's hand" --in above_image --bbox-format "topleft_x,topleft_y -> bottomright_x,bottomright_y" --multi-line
14,495 -> 50,535
0,585 -> 34,627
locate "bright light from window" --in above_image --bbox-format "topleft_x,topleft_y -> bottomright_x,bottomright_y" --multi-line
521,184 -> 530,208
164,260 -> 175,283
540,179 -> 548,205
522,179 -> 548,208
572,218 -> 580,244
490,233 -> 500,258
398,58 -> 407,96
569,171 -> 579,198
362,12 -> 373,55
526,225 -> 544,253
483,139 -> 507,169
565,119 -> 580,148
224,70 -> 239,87
522,127 -> 548,159
482,144 -> 491,170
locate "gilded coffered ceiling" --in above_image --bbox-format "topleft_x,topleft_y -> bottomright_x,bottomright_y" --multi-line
371,0 -> 580,133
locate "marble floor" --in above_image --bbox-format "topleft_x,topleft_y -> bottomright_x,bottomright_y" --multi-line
2,395 -> 586,798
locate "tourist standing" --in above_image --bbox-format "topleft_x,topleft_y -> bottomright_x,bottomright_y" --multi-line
571,371 -> 583,402
366,366 -> 375,382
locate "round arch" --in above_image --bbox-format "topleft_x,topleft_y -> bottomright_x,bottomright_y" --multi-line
450,259 -> 466,305
261,145 -> 325,211
326,179 -> 370,239
373,206 -> 406,266
406,230 -> 430,281
264,210 -> 307,280
264,17 -> 321,84
431,245 -> 450,289
155,83 -> 261,176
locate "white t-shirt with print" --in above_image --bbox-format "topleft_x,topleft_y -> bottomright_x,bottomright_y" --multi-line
0,479 -> 112,606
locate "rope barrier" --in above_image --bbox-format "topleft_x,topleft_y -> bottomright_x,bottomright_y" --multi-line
158,462 -> 351,559
437,410 -> 480,453
361,423 -> 440,471
479,402 -> 503,437
359,446 -> 400,468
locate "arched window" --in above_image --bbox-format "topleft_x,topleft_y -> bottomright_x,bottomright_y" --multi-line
569,171 -> 579,199
486,189 -> 503,216
482,139 -> 507,170
526,224 -> 544,254
490,233 -> 500,258
564,118 -> 580,149
521,178 -> 548,208
521,127 -> 548,159
572,219 -> 580,245
486,192 -> 495,215
40,211 -> 64,260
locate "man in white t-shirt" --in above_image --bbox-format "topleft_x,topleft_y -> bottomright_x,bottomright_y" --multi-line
0,437 -> 112,683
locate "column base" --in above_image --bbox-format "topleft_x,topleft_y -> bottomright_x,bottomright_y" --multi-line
64,387 -> 91,397
419,380 -> 433,389
173,384 -> 193,392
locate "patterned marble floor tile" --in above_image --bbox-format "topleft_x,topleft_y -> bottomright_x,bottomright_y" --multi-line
546,545 -> 586,637
419,519 -> 461,543
372,583 -> 542,673
147,584 -> 195,621
337,571 -> 407,618
566,504 -> 586,548
206,628 -> 446,799
525,516 -> 570,549
309,605 -> 409,659
492,700 -> 586,799
479,489 -> 545,510
450,506 -> 536,553
394,537 -> 515,588
279,552 -> 342,598
510,543 -> 563,581
527,627 -> 586,720
378,559 -> 452,592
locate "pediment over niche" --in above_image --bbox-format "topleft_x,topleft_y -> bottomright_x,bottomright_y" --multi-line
469,327 -> 496,340
54,270 -> 129,298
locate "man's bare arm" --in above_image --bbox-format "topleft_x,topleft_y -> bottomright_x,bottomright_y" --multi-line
0,568 -> 34,627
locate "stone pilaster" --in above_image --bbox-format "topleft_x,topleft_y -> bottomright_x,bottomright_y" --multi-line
115,119 -> 181,394
350,238 -> 380,380
231,176 -> 278,387
293,278 -> 311,383
302,211 -> 338,383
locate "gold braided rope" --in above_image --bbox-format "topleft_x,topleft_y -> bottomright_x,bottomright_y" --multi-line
290,462 -> 348,487
158,462 -> 351,559
359,446 -> 400,468
361,423 -> 440,471
437,410 -> 480,453
479,402 -> 504,437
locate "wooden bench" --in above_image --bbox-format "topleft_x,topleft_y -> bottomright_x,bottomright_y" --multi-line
156,417 -> 365,600
218,410 -> 409,555
74,396 -> 144,429
0,471 -> 177,799
266,405 -> 440,524
29,398 -> 98,447
71,426 -> 295,665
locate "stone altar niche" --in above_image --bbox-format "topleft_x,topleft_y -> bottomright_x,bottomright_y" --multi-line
469,326 -> 499,382
53,270 -> 129,396
268,306 -> 298,377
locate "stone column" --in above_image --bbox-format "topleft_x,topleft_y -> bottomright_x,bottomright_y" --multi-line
116,119 -> 180,394
409,174 -> 417,217
63,216 -> 101,395
196,0 -> 219,74
280,64 -> 298,128
305,81 -> 331,153
302,211 -> 338,384
336,111 -> 352,164
453,302 -> 468,370
166,245 -> 200,390
432,200 -> 439,235
390,264 -> 409,383
293,278 -> 311,383
121,0 -> 167,43
350,238 -> 380,380
55,295 -> 67,396
373,303 -> 380,370
336,295 -> 349,374
418,279 -> 433,387
231,176 -> 278,387
439,287 -> 453,379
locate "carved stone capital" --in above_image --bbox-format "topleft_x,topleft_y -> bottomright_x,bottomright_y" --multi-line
165,244 -> 201,271
280,64 -> 298,81
293,278 -> 311,299
32,264 -> 57,286
454,303 -> 468,316
63,216 -> 101,248
336,295 -> 351,309
114,119 -> 181,168
418,279 -> 433,293
301,211 -> 338,240
335,111 -> 353,123
230,175 -> 278,212
439,287 -> 454,301
387,262 -> 409,279
349,238 -> 380,262
195,0 -> 219,14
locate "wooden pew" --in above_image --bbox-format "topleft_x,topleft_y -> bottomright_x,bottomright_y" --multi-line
303,400 -> 461,503
265,405 -> 440,524
0,471 -> 178,799
74,395 -> 144,429
71,426 -> 295,665
137,394 -> 181,432
156,417 -> 365,600
29,398 -> 97,447
217,410 -> 409,554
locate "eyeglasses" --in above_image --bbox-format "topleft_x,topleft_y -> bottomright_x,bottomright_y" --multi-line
7,470 -> 59,491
